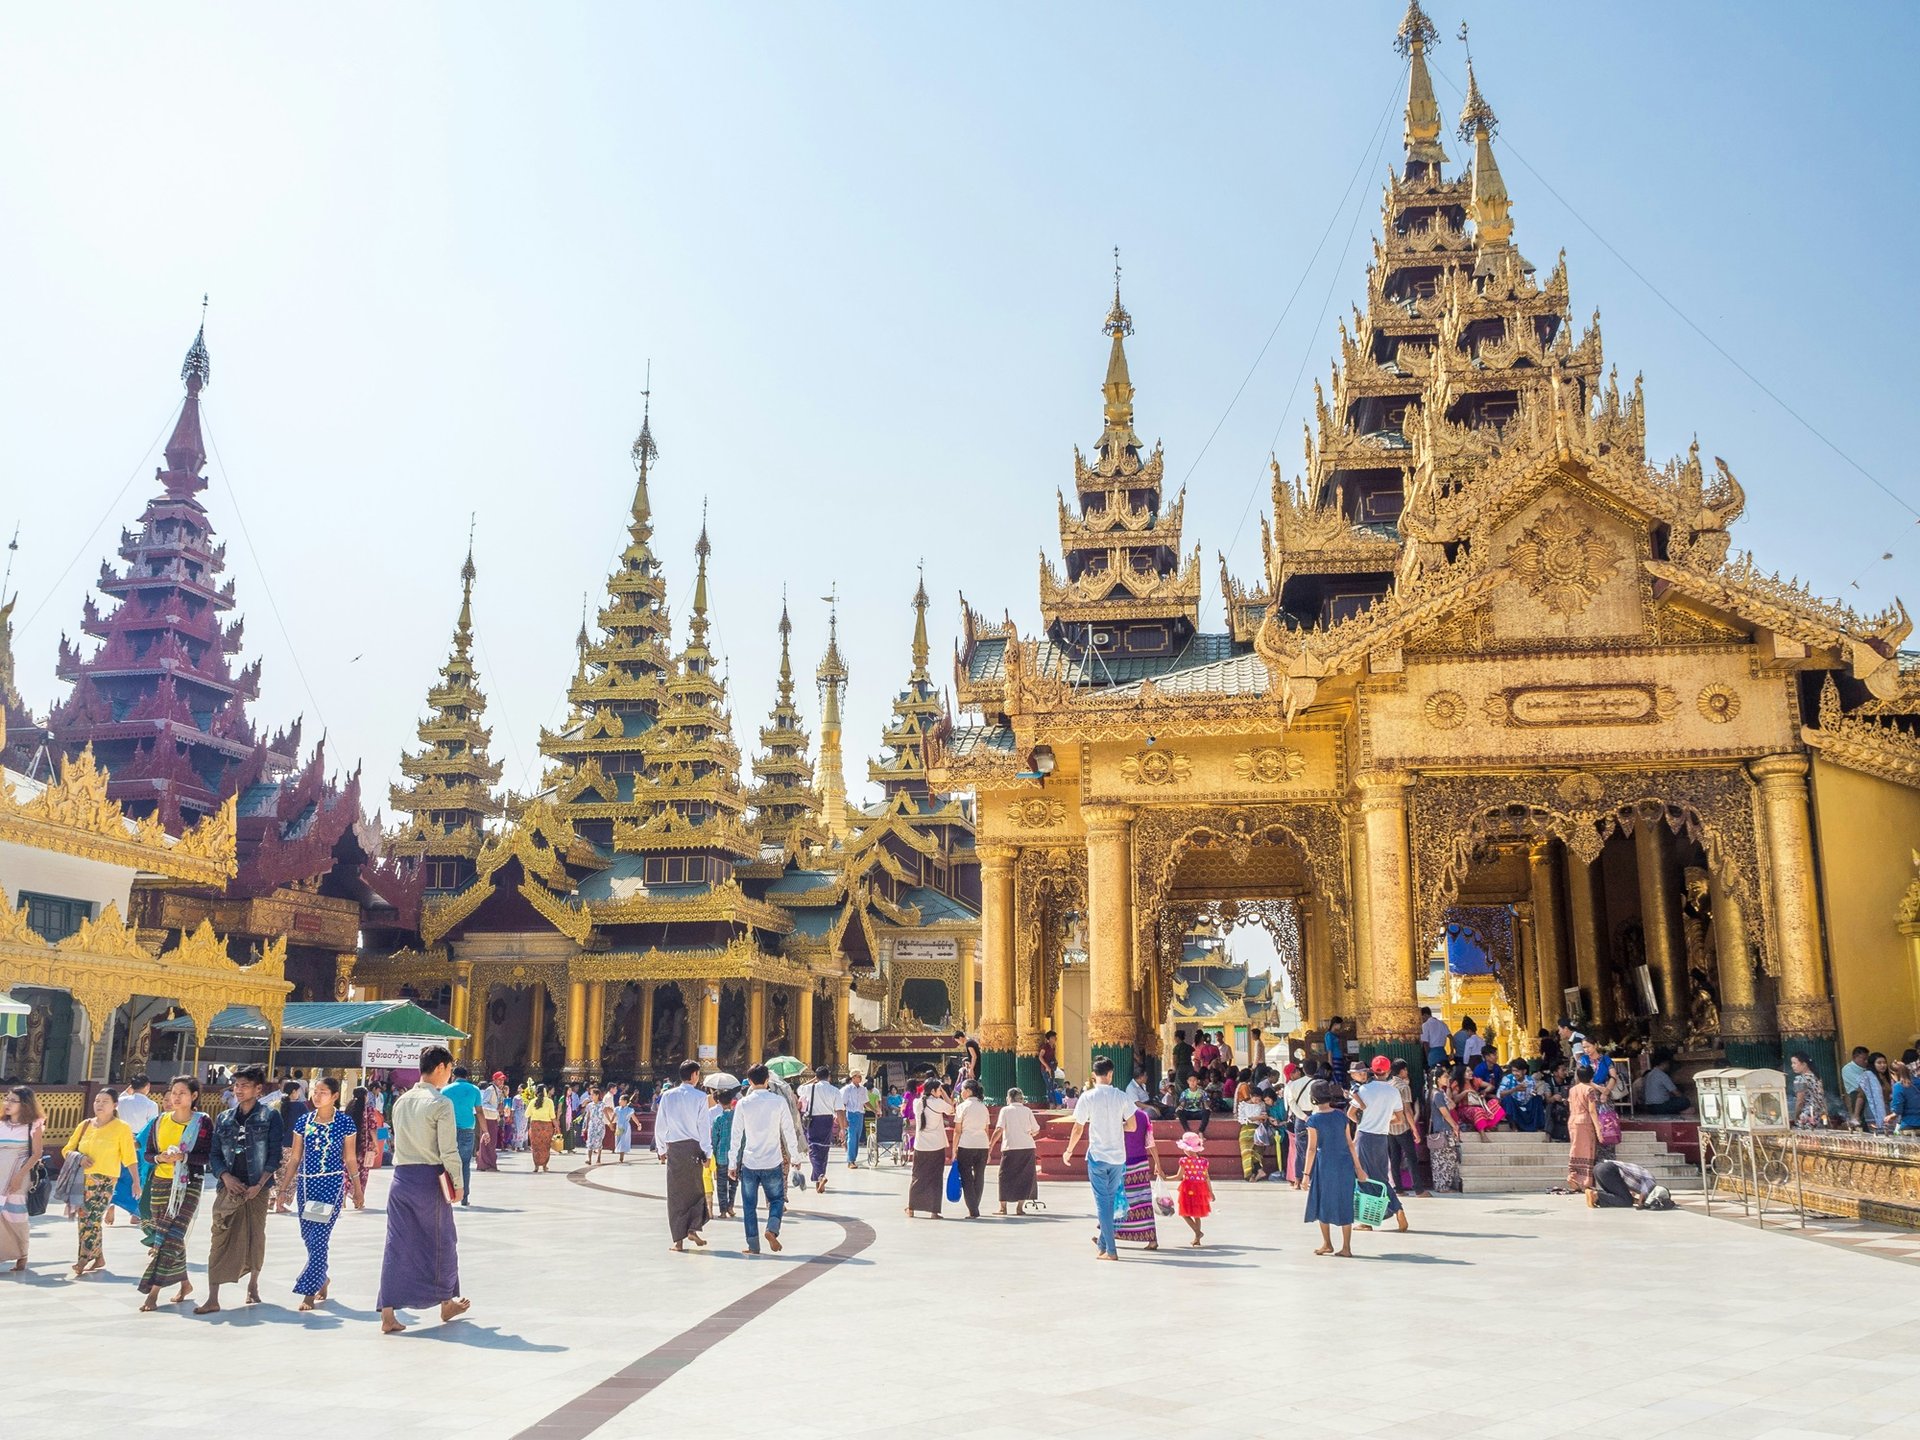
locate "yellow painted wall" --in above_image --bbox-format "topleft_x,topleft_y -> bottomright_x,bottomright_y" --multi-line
1811,757 -> 1920,1057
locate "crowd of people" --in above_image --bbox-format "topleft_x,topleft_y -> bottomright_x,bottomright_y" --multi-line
1,1050 -> 472,1332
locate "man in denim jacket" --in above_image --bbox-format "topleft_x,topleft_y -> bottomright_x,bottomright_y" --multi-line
195,1065 -> 284,1314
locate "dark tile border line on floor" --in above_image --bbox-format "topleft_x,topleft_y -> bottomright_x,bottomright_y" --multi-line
513,1165 -> 876,1439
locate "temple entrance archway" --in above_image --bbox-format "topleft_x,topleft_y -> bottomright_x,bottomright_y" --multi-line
1409,770 -> 1778,1067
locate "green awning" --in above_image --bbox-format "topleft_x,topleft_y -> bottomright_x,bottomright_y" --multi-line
0,992 -> 27,1040
154,1000 -> 466,1042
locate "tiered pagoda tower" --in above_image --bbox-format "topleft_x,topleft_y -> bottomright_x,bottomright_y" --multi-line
0,595 -> 47,774
815,602 -> 852,842
835,577 -> 980,1049
745,600 -> 826,857
48,324 -> 295,829
46,321 -> 377,1002
539,400 -> 674,849
613,521 -> 755,885
1040,270 -> 1201,663
386,540 -> 505,894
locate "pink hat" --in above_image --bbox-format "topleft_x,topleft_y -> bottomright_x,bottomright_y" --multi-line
1176,1131 -> 1206,1153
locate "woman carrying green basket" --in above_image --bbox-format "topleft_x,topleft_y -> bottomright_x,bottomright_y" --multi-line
1300,1078 -> 1371,1258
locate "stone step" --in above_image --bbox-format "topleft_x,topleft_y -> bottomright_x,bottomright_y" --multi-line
1460,1170 -> 1702,1194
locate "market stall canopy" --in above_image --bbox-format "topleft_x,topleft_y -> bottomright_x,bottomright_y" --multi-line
0,991 -> 28,1040
155,1000 -> 466,1048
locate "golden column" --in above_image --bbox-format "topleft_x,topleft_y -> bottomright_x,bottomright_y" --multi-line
585,982 -> 606,1080
1511,900 -> 1538,1052
525,981 -> 547,1077
1528,840 -> 1571,1029
1632,814 -> 1687,1044
1345,814 -> 1374,1033
977,843 -> 1018,1098
1710,869 -> 1772,1067
636,985 -> 655,1069
697,983 -> 722,1061
1563,848 -> 1610,1029
834,978 -> 852,1072
1751,754 -> 1836,1076
450,962 -> 474,1060
746,980 -> 766,1065
1082,803 -> 1138,1077
468,978 -> 487,1077
564,977 -> 588,1081
794,984 -> 815,1067
1355,773 -> 1421,1056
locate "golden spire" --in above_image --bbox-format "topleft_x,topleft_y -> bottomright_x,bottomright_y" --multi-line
1098,248 -> 1141,465
575,593 -> 590,656
776,593 -> 794,702
690,502 -> 711,645
910,563 -> 931,685
1394,2 -> 1446,169
454,516 -> 477,657
1457,29 -> 1512,247
815,586 -> 850,841
628,365 -> 657,530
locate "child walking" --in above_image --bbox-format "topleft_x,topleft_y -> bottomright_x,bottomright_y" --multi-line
1174,1132 -> 1213,1246
613,1089 -> 635,1163
1302,1078 -> 1368,1258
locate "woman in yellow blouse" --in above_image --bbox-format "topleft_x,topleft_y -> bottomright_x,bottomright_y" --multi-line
526,1086 -> 558,1173
65,1087 -> 138,1278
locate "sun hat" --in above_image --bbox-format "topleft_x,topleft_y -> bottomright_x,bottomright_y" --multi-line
1176,1132 -> 1206,1153
1370,1056 -> 1392,1076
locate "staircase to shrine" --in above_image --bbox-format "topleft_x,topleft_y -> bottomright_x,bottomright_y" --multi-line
1454,1127 -> 1699,1194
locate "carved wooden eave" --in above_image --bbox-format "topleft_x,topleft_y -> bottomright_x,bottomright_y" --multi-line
585,880 -> 796,938
0,751 -> 237,886
1037,545 -> 1204,624
1645,559 -> 1910,692
1256,552 -> 1509,688
1803,677 -> 1920,789
0,900 -> 288,1041
1057,487 -> 1184,546
1219,554 -> 1271,645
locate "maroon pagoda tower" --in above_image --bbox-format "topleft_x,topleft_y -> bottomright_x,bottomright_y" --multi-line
47,321 -> 378,1001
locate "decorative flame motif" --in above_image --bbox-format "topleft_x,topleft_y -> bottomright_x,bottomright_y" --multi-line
1507,503 -> 1621,617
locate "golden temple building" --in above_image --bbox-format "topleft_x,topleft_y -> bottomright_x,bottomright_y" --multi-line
935,4 -> 1916,1099
356,403 -> 981,1082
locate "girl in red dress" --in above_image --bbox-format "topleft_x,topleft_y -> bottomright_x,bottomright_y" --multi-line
1174,1132 -> 1213,1247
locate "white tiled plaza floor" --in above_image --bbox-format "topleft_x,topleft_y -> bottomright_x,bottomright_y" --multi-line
5,1149 -> 1920,1439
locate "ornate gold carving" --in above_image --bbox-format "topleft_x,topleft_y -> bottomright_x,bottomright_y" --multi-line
1118,748 -> 1191,786
57,902 -> 149,962
1232,747 -> 1306,785
1506,503 -> 1621,617
0,748 -> 236,884
1422,690 -> 1468,729
1697,683 -> 1741,724
1407,769 -> 1767,977
1483,682 -> 1677,728
1006,798 -> 1067,829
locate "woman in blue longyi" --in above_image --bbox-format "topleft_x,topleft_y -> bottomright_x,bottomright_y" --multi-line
280,1076 -> 363,1310
1301,1078 -> 1368,1258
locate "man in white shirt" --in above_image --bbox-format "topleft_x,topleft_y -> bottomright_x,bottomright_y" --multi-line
1418,1008 -> 1451,1068
795,1067 -> 845,1193
114,1075 -> 161,1227
1347,1056 -> 1410,1231
651,1059 -> 713,1252
1059,1056 -> 1142,1261
838,1072 -> 870,1168
729,1064 -> 802,1255
1124,1066 -> 1151,1104
1455,1017 -> 1485,1065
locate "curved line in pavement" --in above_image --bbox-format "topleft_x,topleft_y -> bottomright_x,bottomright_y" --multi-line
513,1166 -> 875,1440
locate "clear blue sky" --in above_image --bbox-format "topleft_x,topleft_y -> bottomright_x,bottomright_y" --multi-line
2,3 -> 1913,816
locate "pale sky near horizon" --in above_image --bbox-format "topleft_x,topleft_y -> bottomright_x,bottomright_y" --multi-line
2,2 -> 1915,885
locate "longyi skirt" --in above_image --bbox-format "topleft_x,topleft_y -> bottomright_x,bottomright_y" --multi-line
908,1147 -> 945,1214
997,1149 -> 1037,1203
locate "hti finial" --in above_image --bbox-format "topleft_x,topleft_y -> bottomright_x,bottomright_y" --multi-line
1395,1 -> 1437,55
1457,26 -> 1498,142
181,297 -> 212,393
461,512 -> 477,586
631,359 -> 658,473
1104,246 -> 1133,339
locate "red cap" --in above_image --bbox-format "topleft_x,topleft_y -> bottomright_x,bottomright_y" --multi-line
1370,1056 -> 1392,1076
